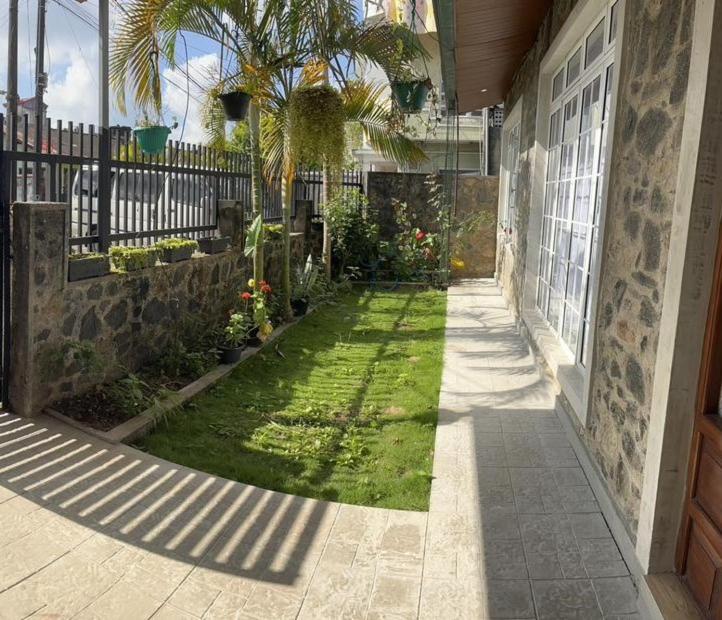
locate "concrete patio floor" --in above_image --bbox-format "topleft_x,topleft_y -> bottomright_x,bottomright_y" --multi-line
0,279 -> 638,619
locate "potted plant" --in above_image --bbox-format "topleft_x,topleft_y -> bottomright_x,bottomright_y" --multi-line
110,246 -> 159,272
133,115 -> 172,156
243,279 -> 274,345
68,252 -> 111,282
154,238 -> 198,263
216,86 -> 252,121
288,85 -> 345,172
198,236 -> 231,255
219,312 -> 252,364
390,70 -> 432,114
291,255 -> 319,317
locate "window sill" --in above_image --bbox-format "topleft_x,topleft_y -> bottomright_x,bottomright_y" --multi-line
522,305 -> 586,424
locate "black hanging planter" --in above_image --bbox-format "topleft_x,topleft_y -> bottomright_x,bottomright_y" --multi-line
390,80 -> 431,114
218,91 -> 252,121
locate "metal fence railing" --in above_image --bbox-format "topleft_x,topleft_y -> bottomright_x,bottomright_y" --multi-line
1,114 -> 364,252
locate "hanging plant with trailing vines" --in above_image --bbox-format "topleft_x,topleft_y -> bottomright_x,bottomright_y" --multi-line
289,85 -> 345,173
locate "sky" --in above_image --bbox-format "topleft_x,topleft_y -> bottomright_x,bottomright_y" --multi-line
0,1 -> 365,144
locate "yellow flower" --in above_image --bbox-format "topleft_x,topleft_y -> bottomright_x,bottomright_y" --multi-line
451,258 -> 465,270
248,278 -> 255,289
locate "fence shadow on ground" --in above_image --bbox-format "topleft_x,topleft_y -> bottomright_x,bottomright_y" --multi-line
0,411 -> 335,587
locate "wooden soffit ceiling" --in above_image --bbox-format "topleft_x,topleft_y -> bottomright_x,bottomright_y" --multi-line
455,0 -> 553,113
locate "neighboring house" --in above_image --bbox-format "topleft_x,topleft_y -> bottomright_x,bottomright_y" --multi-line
436,0 -> 722,617
354,0 -> 492,174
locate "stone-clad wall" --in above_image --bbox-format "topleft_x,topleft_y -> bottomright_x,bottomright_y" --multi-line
450,175 -> 499,279
499,0 -> 695,538
10,202 -> 297,417
587,0 -> 694,536
367,171 -> 498,278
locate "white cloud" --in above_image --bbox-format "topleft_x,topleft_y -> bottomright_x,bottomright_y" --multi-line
45,51 -> 99,124
162,53 -> 220,145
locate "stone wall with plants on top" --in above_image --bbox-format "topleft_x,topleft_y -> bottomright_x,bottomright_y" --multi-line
499,0 -> 695,538
10,201 -> 305,420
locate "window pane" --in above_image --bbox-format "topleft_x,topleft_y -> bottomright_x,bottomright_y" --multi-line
553,70 -> 565,100
567,48 -> 582,86
609,2 -> 619,43
585,19 -> 605,68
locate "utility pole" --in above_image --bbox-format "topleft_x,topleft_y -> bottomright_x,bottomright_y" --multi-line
6,0 -> 19,145
97,0 -> 111,251
34,0 -> 47,111
33,0 -> 47,197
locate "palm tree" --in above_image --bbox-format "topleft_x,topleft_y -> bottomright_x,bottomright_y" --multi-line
110,0 -> 429,316
110,0 -> 310,298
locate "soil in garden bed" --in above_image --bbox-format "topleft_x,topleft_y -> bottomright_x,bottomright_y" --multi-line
51,367 -> 209,432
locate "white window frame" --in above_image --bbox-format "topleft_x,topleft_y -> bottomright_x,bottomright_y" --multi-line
522,0 -> 625,423
498,99 -> 523,244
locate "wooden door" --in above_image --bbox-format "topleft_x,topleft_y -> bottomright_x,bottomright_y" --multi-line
677,222 -> 722,618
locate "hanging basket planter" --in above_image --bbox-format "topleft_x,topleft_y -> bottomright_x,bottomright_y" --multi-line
218,90 -> 252,121
133,125 -> 171,156
391,80 -> 431,113
289,85 -> 345,172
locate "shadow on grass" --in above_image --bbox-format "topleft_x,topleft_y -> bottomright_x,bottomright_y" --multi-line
138,287 -> 446,510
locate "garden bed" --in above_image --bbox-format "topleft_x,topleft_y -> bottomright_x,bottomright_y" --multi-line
136,287 -> 447,510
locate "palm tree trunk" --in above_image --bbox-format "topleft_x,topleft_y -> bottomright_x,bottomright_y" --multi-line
249,102 -> 264,289
322,166 -> 332,278
280,165 -> 293,321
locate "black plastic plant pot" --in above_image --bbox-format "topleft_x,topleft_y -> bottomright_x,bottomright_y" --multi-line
390,80 -> 430,113
291,298 -> 309,317
198,236 -> 231,255
219,344 -> 244,364
246,326 -> 262,348
218,91 -> 252,121
68,255 -> 110,282
160,246 -> 194,264
133,125 -> 171,156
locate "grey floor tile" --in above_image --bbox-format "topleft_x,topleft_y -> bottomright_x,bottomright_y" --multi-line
487,580 -> 535,619
570,513 -> 611,540
526,552 -> 563,580
553,468 -> 589,487
483,540 -> 528,580
531,579 -> 603,620
593,576 -> 638,615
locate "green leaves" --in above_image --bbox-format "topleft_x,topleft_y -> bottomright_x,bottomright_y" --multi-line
244,214 -> 263,258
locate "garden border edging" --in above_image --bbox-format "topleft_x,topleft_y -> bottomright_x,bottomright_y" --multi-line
43,308 -> 316,445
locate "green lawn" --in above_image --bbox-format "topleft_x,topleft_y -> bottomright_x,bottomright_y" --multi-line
138,287 -> 447,510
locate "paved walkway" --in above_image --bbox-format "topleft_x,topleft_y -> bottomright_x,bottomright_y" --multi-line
0,280 -> 637,619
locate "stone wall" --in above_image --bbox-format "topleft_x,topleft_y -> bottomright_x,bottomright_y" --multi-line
367,171 -> 498,278
450,175 -> 499,279
10,202 -> 301,417
366,172 -> 439,237
587,0 -> 695,536
499,0 -> 695,538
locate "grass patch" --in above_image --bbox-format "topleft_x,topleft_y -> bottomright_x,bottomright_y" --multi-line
137,287 -> 447,510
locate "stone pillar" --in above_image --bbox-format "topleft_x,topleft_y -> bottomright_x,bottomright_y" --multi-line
293,199 -> 313,258
10,202 -> 68,417
218,199 -> 245,246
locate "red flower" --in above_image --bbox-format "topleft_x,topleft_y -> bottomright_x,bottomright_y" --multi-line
241,292 -> 252,301
415,230 -> 427,242
260,282 -> 272,294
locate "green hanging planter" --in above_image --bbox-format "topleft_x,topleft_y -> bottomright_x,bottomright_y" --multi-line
391,80 -> 430,113
133,125 -> 171,156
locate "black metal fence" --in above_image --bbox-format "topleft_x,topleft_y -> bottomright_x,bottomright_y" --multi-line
0,114 -> 364,252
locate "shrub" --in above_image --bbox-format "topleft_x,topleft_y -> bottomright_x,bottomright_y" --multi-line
154,238 -> 199,252
325,189 -> 378,275
110,246 -> 158,272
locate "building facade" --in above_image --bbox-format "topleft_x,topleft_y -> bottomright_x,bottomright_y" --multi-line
437,0 -> 722,616
355,0 -> 489,174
